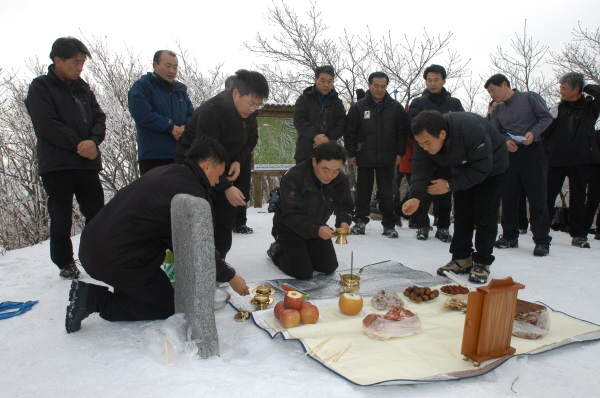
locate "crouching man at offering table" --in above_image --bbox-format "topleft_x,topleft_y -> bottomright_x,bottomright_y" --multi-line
268,141 -> 354,280
403,111 -> 508,284
65,136 -> 250,333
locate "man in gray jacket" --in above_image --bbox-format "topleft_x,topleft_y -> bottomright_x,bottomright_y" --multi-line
403,111 -> 508,284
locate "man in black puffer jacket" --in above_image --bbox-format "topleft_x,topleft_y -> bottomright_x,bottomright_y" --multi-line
403,111 -> 508,284
25,37 -> 106,280
344,72 -> 410,238
543,72 -> 600,248
293,65 -> 347,164
269,142 -> 353,280
407,64 -> 465,243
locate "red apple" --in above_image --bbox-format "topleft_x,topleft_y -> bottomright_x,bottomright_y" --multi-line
273,301 -> 287,320
284,291 -> 304,310
301,301 -> 313,308
299,304 -> 319,324
279,309 -> 301,328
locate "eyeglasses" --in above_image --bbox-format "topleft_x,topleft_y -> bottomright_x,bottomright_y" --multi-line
246,100 -> 263,110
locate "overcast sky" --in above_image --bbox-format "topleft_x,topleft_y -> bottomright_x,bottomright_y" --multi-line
1,0 -> 598,92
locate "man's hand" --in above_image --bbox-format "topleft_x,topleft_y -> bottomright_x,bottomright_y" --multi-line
229,274 -> 250,296
225,186 -> 246,207
402,198 -> 420,216
172,125 -> 184,140
349,157 -> 357,166
522,132 -> 534,145
77,140 -> 98,159
340,222 -> 352,235
227,161 -> 241,181
507,140 -> 519,152
318,225 -> 336,240
428,179 -> 449,195
395,155 -> 401,166
313,134 -> 329,148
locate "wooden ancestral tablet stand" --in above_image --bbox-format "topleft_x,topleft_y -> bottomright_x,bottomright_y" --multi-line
461,277 -> 525,367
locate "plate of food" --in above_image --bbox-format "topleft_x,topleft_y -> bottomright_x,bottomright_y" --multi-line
403,285 -> 440,303
440,284 -> 471,296
333,307 -> 371,319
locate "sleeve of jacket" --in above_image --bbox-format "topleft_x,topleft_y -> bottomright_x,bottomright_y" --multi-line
215,252 -> 236,283
449,123 -> 494,191
344,104 -> 360,157
453,98 -> 465,112
128,80 -> 175,135
327,100 -> 346,141
583,84 -> 600,114
333,174 -> 354,227
395,104 -> 410,157
232,116 -> 258,165
183,89 -> 195,122
526,92 -> 553,139
278,172 -> 322,239
88,90 -> 106,146
294,95 -> 319,139
408,144 -> 437,202
25,79 -> 83,151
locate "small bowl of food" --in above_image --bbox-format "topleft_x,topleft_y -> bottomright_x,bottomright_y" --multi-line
214,288 -> 231,310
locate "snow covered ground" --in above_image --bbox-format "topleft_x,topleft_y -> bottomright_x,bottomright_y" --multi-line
2,205 -> 599,397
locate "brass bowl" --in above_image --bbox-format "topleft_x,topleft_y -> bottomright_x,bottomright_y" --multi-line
255,284 -> 272,295
339,273 -> 360,293
334,228 -> 349,245
250,295 -> 274,311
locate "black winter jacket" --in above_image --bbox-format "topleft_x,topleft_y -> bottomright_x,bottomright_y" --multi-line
407,88 -> 464,133
293,86 -> 346,160
344,91 -> 409,167
25,65 -> 106,174
174,90 -> 258,192
410,112 -> 509,202
79,160 -> 236,287
272,160 -> 353,239
542,84 -> 600,167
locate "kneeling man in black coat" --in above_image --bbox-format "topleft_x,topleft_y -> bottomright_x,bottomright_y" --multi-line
66,137 -> 250,333
269,141 -> 354,280
403,111 -> 508,284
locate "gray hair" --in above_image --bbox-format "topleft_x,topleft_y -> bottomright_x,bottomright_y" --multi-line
559,72 -> 584,92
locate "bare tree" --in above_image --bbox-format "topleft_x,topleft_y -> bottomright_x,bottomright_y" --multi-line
489,20 -> 556,103
458,73 -> 488,116
175,43 -> 226,106
550,22 -> 600,84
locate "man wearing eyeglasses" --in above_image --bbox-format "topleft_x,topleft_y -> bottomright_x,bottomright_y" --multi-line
174,69 -> 269,259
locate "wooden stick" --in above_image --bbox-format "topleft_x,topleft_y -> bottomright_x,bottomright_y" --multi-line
333,343 -> 352,362
324,342 -> 352,361
305,336 -> 332,356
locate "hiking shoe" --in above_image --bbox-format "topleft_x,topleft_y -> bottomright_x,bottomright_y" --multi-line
267,242 -> 281,259
494,235 -> 518,249
435,228 -> 452,243
351,221 -> 366,235
571,237 -> 590,248
416,227 -> 429,240
437,258 -> 473,276
232,225 -> 253,234
382,227 -> 398,239
65,280 -> 90,333
59,261 -> 82,280
533,243 -> 550,257
468,263 -> 490,284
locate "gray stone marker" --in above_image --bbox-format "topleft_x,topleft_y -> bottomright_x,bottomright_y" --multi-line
171,193 -> 219,358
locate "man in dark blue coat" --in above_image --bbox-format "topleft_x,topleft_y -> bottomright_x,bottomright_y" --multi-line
403,111 -> 508,284
25,37 -> 106,280
128,50 -> 194,175
344,72 -> 409,238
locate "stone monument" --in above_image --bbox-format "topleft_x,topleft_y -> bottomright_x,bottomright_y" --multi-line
171,194 -> 219,358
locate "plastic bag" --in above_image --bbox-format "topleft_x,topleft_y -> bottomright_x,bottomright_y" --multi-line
362,307 -> 423,340
140,313 -> 198,367
512,307 -> 551,339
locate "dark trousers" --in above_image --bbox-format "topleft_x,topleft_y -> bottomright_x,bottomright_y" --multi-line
451,173 -> 504,265
412,166 -> 452,229
41,170 -> 104,269
138,158 -> 174,175
585,163 -> 600,231
87,269 -> 174,321
215,157 -> 251,258
547,165 -> 591,238
354,165 -> 396,228
272,230 -> 338,280
518,187 -> 529,230
500,144 -> 551,245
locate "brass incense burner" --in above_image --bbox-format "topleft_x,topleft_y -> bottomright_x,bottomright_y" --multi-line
339,273 -> 360,293
334,228 -> 349,245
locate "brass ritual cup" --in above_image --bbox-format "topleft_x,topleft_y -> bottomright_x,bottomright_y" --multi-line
252,294 -> 271,310
339,273 -> 360,293
255,284 -> 271,295
334,228 -> 349,245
